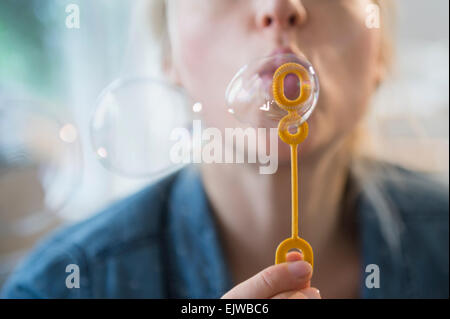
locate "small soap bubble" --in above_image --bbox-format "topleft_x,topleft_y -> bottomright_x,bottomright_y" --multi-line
90,77 -> 193,178
59,123 -> 78,144
225,54 -> 319,128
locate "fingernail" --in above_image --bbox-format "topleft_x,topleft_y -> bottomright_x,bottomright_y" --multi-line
287,261 -> 311,278
313,288 -> 321,299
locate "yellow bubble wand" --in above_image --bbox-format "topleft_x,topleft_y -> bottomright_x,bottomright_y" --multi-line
273,63 -> 314,268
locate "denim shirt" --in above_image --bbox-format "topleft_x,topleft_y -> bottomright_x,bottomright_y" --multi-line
1,164 -> 448,299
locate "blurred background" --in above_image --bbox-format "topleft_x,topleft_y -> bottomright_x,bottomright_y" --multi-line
0,0 -> 448,288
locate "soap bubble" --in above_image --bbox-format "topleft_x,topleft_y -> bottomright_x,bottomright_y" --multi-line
90,77 -> 193,178
226,54 -> 319,128
0,101 -> 82,236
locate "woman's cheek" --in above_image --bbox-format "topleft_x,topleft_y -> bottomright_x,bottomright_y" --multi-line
336,30 -> 381,130
173,28 -> 209,87
299,50 -> 378,155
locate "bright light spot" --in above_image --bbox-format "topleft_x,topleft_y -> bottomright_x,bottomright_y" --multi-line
228,108 -> 235,114
59,123 -> 78,143
260,102 -> 270,111
193,102 -> 203,113
97,147 -> 108,158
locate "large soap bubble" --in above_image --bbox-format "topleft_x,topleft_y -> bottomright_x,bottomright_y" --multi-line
90,77 -> 193,178
226,53 -> 319,128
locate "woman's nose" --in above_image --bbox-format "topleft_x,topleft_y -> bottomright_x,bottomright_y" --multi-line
256,0 -> 307,30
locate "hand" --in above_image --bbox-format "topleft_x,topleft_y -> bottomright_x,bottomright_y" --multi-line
222,251 -> 321,299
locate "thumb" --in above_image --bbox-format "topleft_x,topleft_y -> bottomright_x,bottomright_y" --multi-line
222,257 -> 312,299
286,251 -> 304,262
285,251 -> 311,288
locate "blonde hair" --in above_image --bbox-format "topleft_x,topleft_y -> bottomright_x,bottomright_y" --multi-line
376,0 -> 396,72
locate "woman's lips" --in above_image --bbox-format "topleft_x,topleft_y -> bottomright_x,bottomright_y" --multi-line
257,50 -> 302,99
281,73 -> 301,100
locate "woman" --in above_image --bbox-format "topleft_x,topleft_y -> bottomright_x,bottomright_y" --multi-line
2,0 -> 448,299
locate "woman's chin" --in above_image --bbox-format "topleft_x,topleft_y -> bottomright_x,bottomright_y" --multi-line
277,142 -> 291,165
276,137 -> 318,164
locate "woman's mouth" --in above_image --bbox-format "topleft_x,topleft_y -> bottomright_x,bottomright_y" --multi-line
225,49 -> 319,129
257,50 -> 303,100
